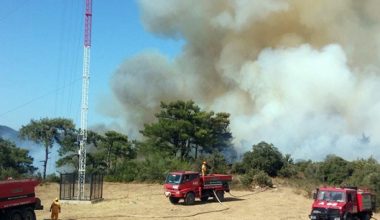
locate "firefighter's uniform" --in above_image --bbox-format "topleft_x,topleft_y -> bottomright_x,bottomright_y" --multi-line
50,198 -> 61,220
202,161 -> 207,176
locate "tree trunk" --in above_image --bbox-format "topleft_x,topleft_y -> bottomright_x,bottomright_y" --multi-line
107,142 -> 112,171
195,145 -> 198,160
180,142 -> 186,161
43,145 -> 49,180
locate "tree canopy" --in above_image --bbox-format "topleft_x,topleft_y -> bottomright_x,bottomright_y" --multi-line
140,100 -> 233,161
242,141 -> 284,177
0,138 -> 36,179
56,130 -> 136,175
19,118 -> 75,179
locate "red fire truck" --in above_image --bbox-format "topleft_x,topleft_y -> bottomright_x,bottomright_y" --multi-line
309,186 -> 376,220
0,178 -> 43,220
164,171 -> 232,205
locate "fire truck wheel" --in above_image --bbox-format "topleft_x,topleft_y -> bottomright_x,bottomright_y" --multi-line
214,190 -> 224,202
200,196 -> 209,202
184,192 -> 195,205
169,197 -> 179,204
22,207 -> 36,220
343,212 -> 352,220
8,209 -> 23,220
361,213 -> 371,220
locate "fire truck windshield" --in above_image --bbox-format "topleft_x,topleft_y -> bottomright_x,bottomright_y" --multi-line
166,174 -> 181,184
317,190 -> 345,202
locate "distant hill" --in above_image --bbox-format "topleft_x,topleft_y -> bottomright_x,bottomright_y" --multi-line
0,125 -> 19,142
0,125 -> 37,151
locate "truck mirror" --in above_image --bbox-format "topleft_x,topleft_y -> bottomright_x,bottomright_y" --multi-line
312,192 -> 317,200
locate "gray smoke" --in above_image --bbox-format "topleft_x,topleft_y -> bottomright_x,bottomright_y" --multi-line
102,0 -> 380,160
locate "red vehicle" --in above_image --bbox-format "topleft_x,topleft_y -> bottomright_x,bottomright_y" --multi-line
164,171 -> 232,205
0,178 -> 43,220
309,186 -> 376,220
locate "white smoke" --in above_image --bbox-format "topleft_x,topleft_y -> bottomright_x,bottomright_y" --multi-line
101,0 -> 380,161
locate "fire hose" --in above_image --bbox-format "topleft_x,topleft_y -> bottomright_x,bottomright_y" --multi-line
227,187 -> 269,198
60,189 -> 267,219
61,191 -> 229,219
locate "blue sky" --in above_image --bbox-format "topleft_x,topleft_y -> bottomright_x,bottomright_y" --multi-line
0,0 -> 183,130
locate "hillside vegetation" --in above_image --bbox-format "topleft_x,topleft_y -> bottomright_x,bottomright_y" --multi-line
1,100 -> 380,209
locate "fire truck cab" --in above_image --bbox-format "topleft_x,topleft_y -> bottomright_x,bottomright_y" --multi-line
309,186 -> 375,220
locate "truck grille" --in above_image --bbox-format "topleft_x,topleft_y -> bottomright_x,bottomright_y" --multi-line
311,208 -> 340,219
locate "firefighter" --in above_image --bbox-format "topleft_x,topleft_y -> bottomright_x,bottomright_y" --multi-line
50,197 -> 61,220
201,161 -> 208,176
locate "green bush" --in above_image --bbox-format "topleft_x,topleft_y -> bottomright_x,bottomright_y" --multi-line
242,142 -> 284,177
231,162 -> 246,174
45,174 -> 60,183
106,160 -> 139,182
105,152 -> 194,183
320,155 -> 353,185
240,169 -> 259,188
252,171 -> 273,187
240,174 -> 253,188
278,164 -> 297,178
0,168 -> 20,180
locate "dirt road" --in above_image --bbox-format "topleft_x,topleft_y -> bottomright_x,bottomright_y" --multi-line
35,182 -> 379,220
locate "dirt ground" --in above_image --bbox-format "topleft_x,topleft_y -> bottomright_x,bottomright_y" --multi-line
35,182 -> 380,220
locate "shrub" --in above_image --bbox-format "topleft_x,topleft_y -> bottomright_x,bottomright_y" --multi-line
45,174 -> 60,183
0,168 -> 19,180
240,169 -> 259,188
320,155 -> 353,185
231,162 -> 246,174
252,171 -> 273,188
240,174 -> 254,188
278,164 -> 297,178
242,142 -> 284,177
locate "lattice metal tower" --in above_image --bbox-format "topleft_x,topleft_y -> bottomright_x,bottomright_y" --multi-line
78,0 -> 92,200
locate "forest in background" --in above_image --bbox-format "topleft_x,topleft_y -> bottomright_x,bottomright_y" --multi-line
1,100 -> 379,208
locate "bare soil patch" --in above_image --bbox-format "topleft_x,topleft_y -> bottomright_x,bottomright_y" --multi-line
35,182 -> 380,220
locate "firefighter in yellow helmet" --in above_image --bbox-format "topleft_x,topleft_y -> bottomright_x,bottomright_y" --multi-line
50,197 -> 61,220
201,161 -> 208,177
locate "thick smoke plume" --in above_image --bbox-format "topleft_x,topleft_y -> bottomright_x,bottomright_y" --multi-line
103,0 -> 380,160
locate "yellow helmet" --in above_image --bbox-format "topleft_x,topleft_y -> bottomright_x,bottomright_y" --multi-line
203,161 -> 207,164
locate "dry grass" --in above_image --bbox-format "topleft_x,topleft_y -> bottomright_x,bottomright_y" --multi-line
35,182 -> 380,220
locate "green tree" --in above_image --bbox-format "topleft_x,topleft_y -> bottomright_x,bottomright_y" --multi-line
141,100 -> 198,160
19,118 -> 75,179
278,154 -> 297,178
102,131 -> 135,173
0,138 -> 36,178
56,130 -> 135,174
141,100 -> 232,161
208,112 -> 233,152
320,154 -> 353,185
242,141 -> 284,177
293,159 -> 322,181
56,130 -> 104,172
346,157 -> 380,207
198,151 -> 229,174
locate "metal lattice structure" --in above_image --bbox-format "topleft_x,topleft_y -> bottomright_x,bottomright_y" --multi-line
78,0 -> 92,200
60,173 -> 103,201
